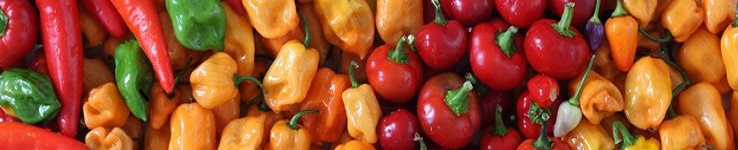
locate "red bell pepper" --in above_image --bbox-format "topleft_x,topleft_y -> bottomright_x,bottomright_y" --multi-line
378,109 -> 422,150
0,122 -> 89,149
417,73 -> 481,149
469,19 -> 528,91
415,0 -> 468,71
79,0 -> 128,39
36,0 -> 84,137
366,35 -> 425,103
111,0 -> 175,93
0,0 -> 38,68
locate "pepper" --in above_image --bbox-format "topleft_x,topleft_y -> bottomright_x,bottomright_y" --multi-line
343,61 -> 383,143
677,27 -> 726,88
611,121 -> 660,150
569,71 -> 623,125
730,92 -> 738,144
263,39 -> 319,112
83,83 -> 130,129
366,35 -> 425,103
121,116 -> 143,148
82,58 -> 115,95
165,0 -> 225,51
212,95 -> 240,136
298,67 -> 349,143
378,109 -> 423,150
223,1 -> 255,77
218,106 -> 268,150
479,105 -> 522,150
0,122 -> 88,149
147,84 -> 187,130
313,0 -> 375,59
169,103 -> 216,150
190,52 -> 264,109
257,13 -> 304,57
415,0 -> 468,71
659,115 -> 707,150
242,0 -> 298,39
334,140 -> 376,150
298,3 -> 331,65
622,0 -> 657,26
553,55 -> 596,137
624,56 -> 671,130
158,11 -> 190,70
376,0 -> 423,44
418,73 -> 481,149
239,60 -> 268,105
702,0 -> 738,33
0,68 -> 60,124
268,110 -> 317,150
85,127 -> 134,150
661,0 -> 704,42
0,0 -> 38,68
470,19 -> 528,91
721,10 -> 738,91
563,120 -> 615,150
79,9 -> 107,48
111,0 -> 176,94
677,82 -> 734,150
36,0 -> 84,137
606,0 -> 639,72
144,122 -> 170,150
79,0 -> 128,39
114,39 -> 154,121
584,0 -> 604,52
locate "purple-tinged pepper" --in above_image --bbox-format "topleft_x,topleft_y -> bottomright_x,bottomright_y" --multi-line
584,0 -> 604,52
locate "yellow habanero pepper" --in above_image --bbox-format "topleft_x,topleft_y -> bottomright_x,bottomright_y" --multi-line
148,84 -> 188,130
223,2 -> 255,77
314,0 -> 375,59
702,0 -> 738,33
624,56 -> 671,130
258,22 -> 305,57
263,40 -> 319,112
144,122 -> 170,150
721,11 -> 738,91
677,27 -> 726,86
661,0 -> 704,42
376,0 -> 423,44
218,105 -> 269,150
169,103 -> 217,150
269,110 -> 317,150
191,52 -> 264,109
342,61 -> 382,143
564,121 -> 616,150
622,0 -> 657,26
213,95 -> 241,136
334,140 -> 376,150
242,0 -> 299,39
677,82 -> 735,150
83,83 -> 130,129
85,127 -> 134,150
659,115 -> 707,150
611,121 -> 660,150
569,71 -> 624,125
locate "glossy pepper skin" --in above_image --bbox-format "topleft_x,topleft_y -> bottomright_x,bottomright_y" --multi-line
165,0 -> 226,51
527,74 -> 560,108
85,127 -> 134,150
678,27 -> 726,86
263,40 -> 319,112
218,106 -> 269,150
169,103 -> 216,150
470,19 -> 528,91
702,0 -> 738,33
495,0 -> 545,29
36,0 -> 84,137
418,73 -> 481,149
611,121 -> 661,150
0,122 -> 89,149
79,0 -> 128,39
212,95 -> 240,136
624,56 -> 671,130
0,68 -> 60,124
678,82 -> 734,150
517,138 -> 569,150
548,0 -> 596,27
479,105 -> 522,150
376,0 -> 423,44
343,61 -> 383,143
563,121 -> 615,150
366,35 -> 425,103
415,0 -> 467,71
516,91 -> 559,139
721,15 -> 738,91
242,0 -> 298,39
335,140 -> 376,150
299,68 -> 349,143
223,1 -> 255,78
569,71 -> 623,124
661,0 -> 704,42
83,83 -> 130,129
378,109 -> 422,150
191,52 -> 262,109
622,0 -> 657,26
269,110 -> 316,150
606,0 -> 639,72
659,115 -> 707,150
313,0 -> 374,59
148,84 -> 187,130
439,0 -> 494,26
584,0 -> 604,52
114,39 -> 154,121
0,0 -> 38,68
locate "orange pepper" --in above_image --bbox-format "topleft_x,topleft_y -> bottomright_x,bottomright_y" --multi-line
263,40 -> 319,112
563,121 -> 615,150
702,0 -> 738,33
218,105 -> 268,150
85,127 -> 134,150
313,0 -> 375,59
82,58 -> 115,94
212,95 -> 241,136
661,0 -> 704,42
223,1 -> 255,77
342,61 -> 382,143
191,52 -> 264,109
83,83 -> 130,129
268,110 -> 317,150
677,82 -> 734,150
121,116 -> 142,148
677,27 -> 726,87
375,0 -> 423,44
169,103 -> 216,150
240,59 -> 268,105
606,0 -> 639,72
624,56 -> 671,130
79,8 -> 107,48
299,3 -> 330,65
298,67 -> 350,144
721,13 -> 738,91
729,91 -> 738,145
622,0 -> 657,26
158,11 -> 190,70
334,140 -> 376,150
242,0 -> 298,39
148,84 -> 188,130
257,21 -> 305,57
569,71 -> 624,124
144,122 -> 170,150
658,115 -> 707,150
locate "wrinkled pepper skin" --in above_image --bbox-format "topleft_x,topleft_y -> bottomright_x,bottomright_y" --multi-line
658,115 -> 707,150
263,40 -> 319,112
335,140 -> 376,150
678,27 -> 726,85
165,0 -> 226,51
606,1 -> 638,72
563,121 -> 615,150
242,0 -> 298,39
418,73 -> 481,149
677,82 -> 734,150
83,83 -> 130,129
148,84 -> 187,130
721,18 -> 738,91
0,122 -> 88,149
299,68 -> 349,143
257,21 -> 304,57
702,0 -> 738,33
375,0 -> 423,44
343,84 -> 382,143
223,2 -> 255,77
0,0 -> 38,68
190,52 -> 242,109
169,103 -> 216,150
114,39 -> 154,121
0,68 -> 60,124
85,127 -> 134,150
313,0 -> 375,59
622,0 -> 657,26
218,106 -> 267,150
569,71 -> 623,124
624,57 -> 671,130
661,0 -> 704,42
268,110 -> 314,150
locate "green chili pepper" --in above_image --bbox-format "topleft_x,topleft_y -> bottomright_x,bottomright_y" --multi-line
0,68 -> 60,124
165,0 -> 226,51
114,39 -> 154,121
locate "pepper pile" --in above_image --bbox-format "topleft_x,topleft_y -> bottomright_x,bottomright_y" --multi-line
2,0 -> 738,149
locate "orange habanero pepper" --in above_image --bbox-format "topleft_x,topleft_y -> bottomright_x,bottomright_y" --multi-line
661,0 -> 704,42
606,0 -> 639,72
334,140 -> 376,150
298,67 -> 350,144
83,82 -> 130,129
269,110 -> 317,150
299,3 -> 331,65
257,12 -> 305,57
730,91 -> 738,144
212,95 -> 241,136
659,115 -> 707,150
242,0 -> 299,39
564,121 -> 616,150
148,84 -> 189,130
218,105 -> 270,150
624,56 -> 671,130
191,52 -> 264,109
144,122 -> 170,150
376,0 -> 423,44
85,127 -> 134,150
314,0 -> 375,59
677,27 -> 726,87
721,8 -> 738,91
622,0 -> 657,26
702,0 -> 738,33
169,103 -> 216,150
263,39 -> 319,112
569,71 -> 624,125
342,61 -> 382,143
677,82 -> 734,150
223,1 -> 255,77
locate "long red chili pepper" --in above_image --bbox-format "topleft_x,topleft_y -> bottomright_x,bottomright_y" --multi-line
0,0 -> 38,69
36,0 -> 84,137
79,0 -> 128,39
0,122 -> 89,149
111,0 -> 175,93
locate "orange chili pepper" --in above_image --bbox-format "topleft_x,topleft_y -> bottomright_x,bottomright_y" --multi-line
702,0 -> 738,33
169,103 -> 216,150
298,67 -> 350,144
268,110 -> 317,150
661,0 -> 704,42
121,116 -> 142,148
606,0 -> 639,72
83,83 -> 130,129
85,127 -> 134,150
212,95 -> 241,136
334,140 -> 376,150
257,21 -> 305,56
720,10 -> 738,91
148,84 -> 188,130
223,1 -> 255,78
263,40 -> 319,112
144,122 -> 170,150
624,56 -> 671,130
658,115 -> 707,150
569,71 -> 624,124
299,3 -> 330,65
218,105 -> 268,150
239,59 -> 268,105
729,91 -> 738,145
190,52 -> 264,109
242,0 -> 299,39
342,61 -> 382,143
677,82 -> 734,150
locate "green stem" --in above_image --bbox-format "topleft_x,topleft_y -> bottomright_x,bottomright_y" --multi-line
258,100 -> 271,111
233,75 -> 267,95
348,60 -> 360,87
465,73 -> 489,96
0,8 -> 6,37
431,0 -> 448,25
611,0 -> 628,17
661,58 -> 691,86
569,55 -> 596,106
612,121 -> 636,149
492,105 -> 508,136
298,8 -> 311,47
407,34 -> 417,52
553,2 -> 576,38
733,4 -> 738,27
445,81 -> 474,116
639,27 -> 673,43
496,26 -> 519,57
173,57 -> 194,85
288,109 -> 318,130
532,117 -> 552,150
588,0 -> 602,24
387,35 -> 409,64
414,133 -> 428,150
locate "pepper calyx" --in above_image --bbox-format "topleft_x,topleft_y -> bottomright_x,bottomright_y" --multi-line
552,2 -> 576,38
496,26 -> 519,57
445,81 -> 474,116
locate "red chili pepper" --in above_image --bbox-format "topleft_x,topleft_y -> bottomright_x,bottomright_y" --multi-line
0,0 -> 38,68
516,91 -> 559,139
417,73 -> 481,149
438,0 -> 494,26
0,122 -> 89,149
36,0 -> 84,137
415,0 -> 468,71
366,35 -> 425,103
469,19 -> 528,91
548,0 -> 597,27
111,0 -> 175,93
378,109 -> 422,150
79,0 -> 129,39
527,74 -> 560,108
495,0 -> 546,29
480,105 -> 522,150
226,0 -> 245,15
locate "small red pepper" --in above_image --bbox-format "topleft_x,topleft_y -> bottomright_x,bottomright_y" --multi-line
527,74 -> 560,108
79,0 -> 129,39
0,0 -> 38,68
0,122 -> 89,149
479,105 -> 522,150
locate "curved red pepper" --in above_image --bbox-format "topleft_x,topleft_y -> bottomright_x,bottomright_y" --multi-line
36,0 -> 84,137
79,0 -> 129,39
469,19 -> 528,91
0,0 -> 38,69
0,122 -> 89,149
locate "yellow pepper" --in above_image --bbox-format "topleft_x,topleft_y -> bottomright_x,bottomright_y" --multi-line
677,82 -> 735,150
269,110 -> 316,150
342,61 -> 382,143
258,21 -> 305,57
702,0 -> 738,33
721,14 -> 738,91
263,40 -> 319,112
242,0 -> 298,39
299,3 -> 330,65
83,83 -> 130,129
144,122 -> 170,150
191,52 -> 264,109
334,140 -> 376,150
563,121 -> 616,150
661,0 -> 704,42
611,120 -> 660,150
624,56 -> 671,130
159,11 -> 190,70
622,0 -> 657,26
375,0 -> 423,44
313,0 -> 375,59
569,71 -> 624,125
148,84 -> 188,130
625,137 -> 660,150
169,103 -> 216,150
85,127 -> 134,150
677,27 -> 726,86
213,95 -> 241,136
223,2 -> 255,77
218,106 -> 268,150
658,115 -> 707,150
83,58 -> 115,94
79,9 -> 108,48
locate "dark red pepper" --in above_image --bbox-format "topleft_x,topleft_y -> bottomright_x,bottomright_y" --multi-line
378,109 -> 422,150
548,0 -> 596,27
527,74 -> 560,108
439,0 -> 495,26
415,0 -> 468,71
367,35 -> 425,103
79,0 -> 129,39
516,91 -> 559,139
27,52 -> 48,75
480,105 -> 522,150
495,0 -> 546,29
417,73 -> 481,149
0,0 -> 38,69
469,19 -> 528,91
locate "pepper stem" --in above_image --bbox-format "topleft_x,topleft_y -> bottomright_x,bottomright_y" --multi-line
431,0 -> 448,25
288,109 -> 318,130
588,0 -> 602,24
465,73 -> 489,96
388,35 -> 410,64
233,75 -> 267,95
612,121 -> 636,149
348,60 -> 360,87
639,27 -> 673,43
733,3 -> 738,27
0,8 -> 6,37
611,0 -> 628,17
258,100 -> 271,111
445,81 -> 474,116
532,116 -> 552,150
298,8 -> 311,47
492,105 -> 508,136
553,2 -> 576,38
496,26 -> 519,57
569,55 -> 596,106
407,34 -> 417,52
413,133 -> 428,150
